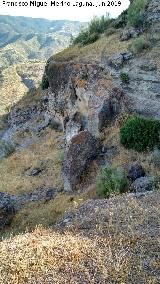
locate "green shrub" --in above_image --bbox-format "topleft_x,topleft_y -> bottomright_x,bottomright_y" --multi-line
120,72 -> 129,83
130,37 -> 150,54
127,0 -> 148,28
120,115 -> 160,152
96,165 -> 128,198
73,16 -> 113,46
113,9 -> 128,29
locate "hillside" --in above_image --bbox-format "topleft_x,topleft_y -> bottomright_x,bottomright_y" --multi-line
0,15 -> 81,114
0,15 -> 81,66
0,1 -> 160,283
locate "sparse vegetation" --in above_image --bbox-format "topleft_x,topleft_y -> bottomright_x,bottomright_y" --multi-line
120,72 -> 129,83
0,128 -> 64,195
73,16 -> 113,46
96,165 -> 128,198
127,0 -> 148,28
120,115 -> 160,152
130,37 -> 150,54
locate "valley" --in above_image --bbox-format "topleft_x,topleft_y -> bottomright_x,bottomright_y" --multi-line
0,15 -> 81,114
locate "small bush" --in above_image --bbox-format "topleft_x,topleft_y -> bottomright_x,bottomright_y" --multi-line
127,0 -> 148,28
130,37 -> 150,54
151,148 -> 160,168
120,72 -> 129,83
73,16 -> 113,46
96,166 -> 128,198
120,115 -> 160,152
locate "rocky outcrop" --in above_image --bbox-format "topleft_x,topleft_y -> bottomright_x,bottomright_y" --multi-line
107,52 -> 133,69
120,28 -> 143,41
62,131 -> 101,191
116,59 -> 160,118
46,62 -> 126,139
145,0 -> 160,24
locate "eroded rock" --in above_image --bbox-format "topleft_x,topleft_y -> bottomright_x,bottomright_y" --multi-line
62,131 -> 101,191
46,62 -> 126,139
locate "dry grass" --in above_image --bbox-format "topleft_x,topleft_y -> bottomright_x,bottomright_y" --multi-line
0,187 -> 97,238
0,225 -> 131,284
8,193 -> 85,234
0,128 -> 64,195
53,31 -> 132,64
0,191 -> 159,284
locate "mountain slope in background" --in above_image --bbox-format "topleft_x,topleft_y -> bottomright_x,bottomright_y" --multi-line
0,15 -> 81,66
0,15 -> 81,114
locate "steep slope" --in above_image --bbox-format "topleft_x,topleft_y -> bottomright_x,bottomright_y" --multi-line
0,2 -> 159,283
0,15 -> 81,66
44,0 -> 160,136
0,15 -> 81,114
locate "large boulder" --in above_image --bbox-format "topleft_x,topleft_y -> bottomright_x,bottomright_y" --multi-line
62,131 -> 101,191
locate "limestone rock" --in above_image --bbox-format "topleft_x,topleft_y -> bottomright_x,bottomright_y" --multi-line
120,28 -> 143,41
107,52 -> 133,69
119,59 -> 160,117
62,131 -> 101,191
46,62 -> 126,138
